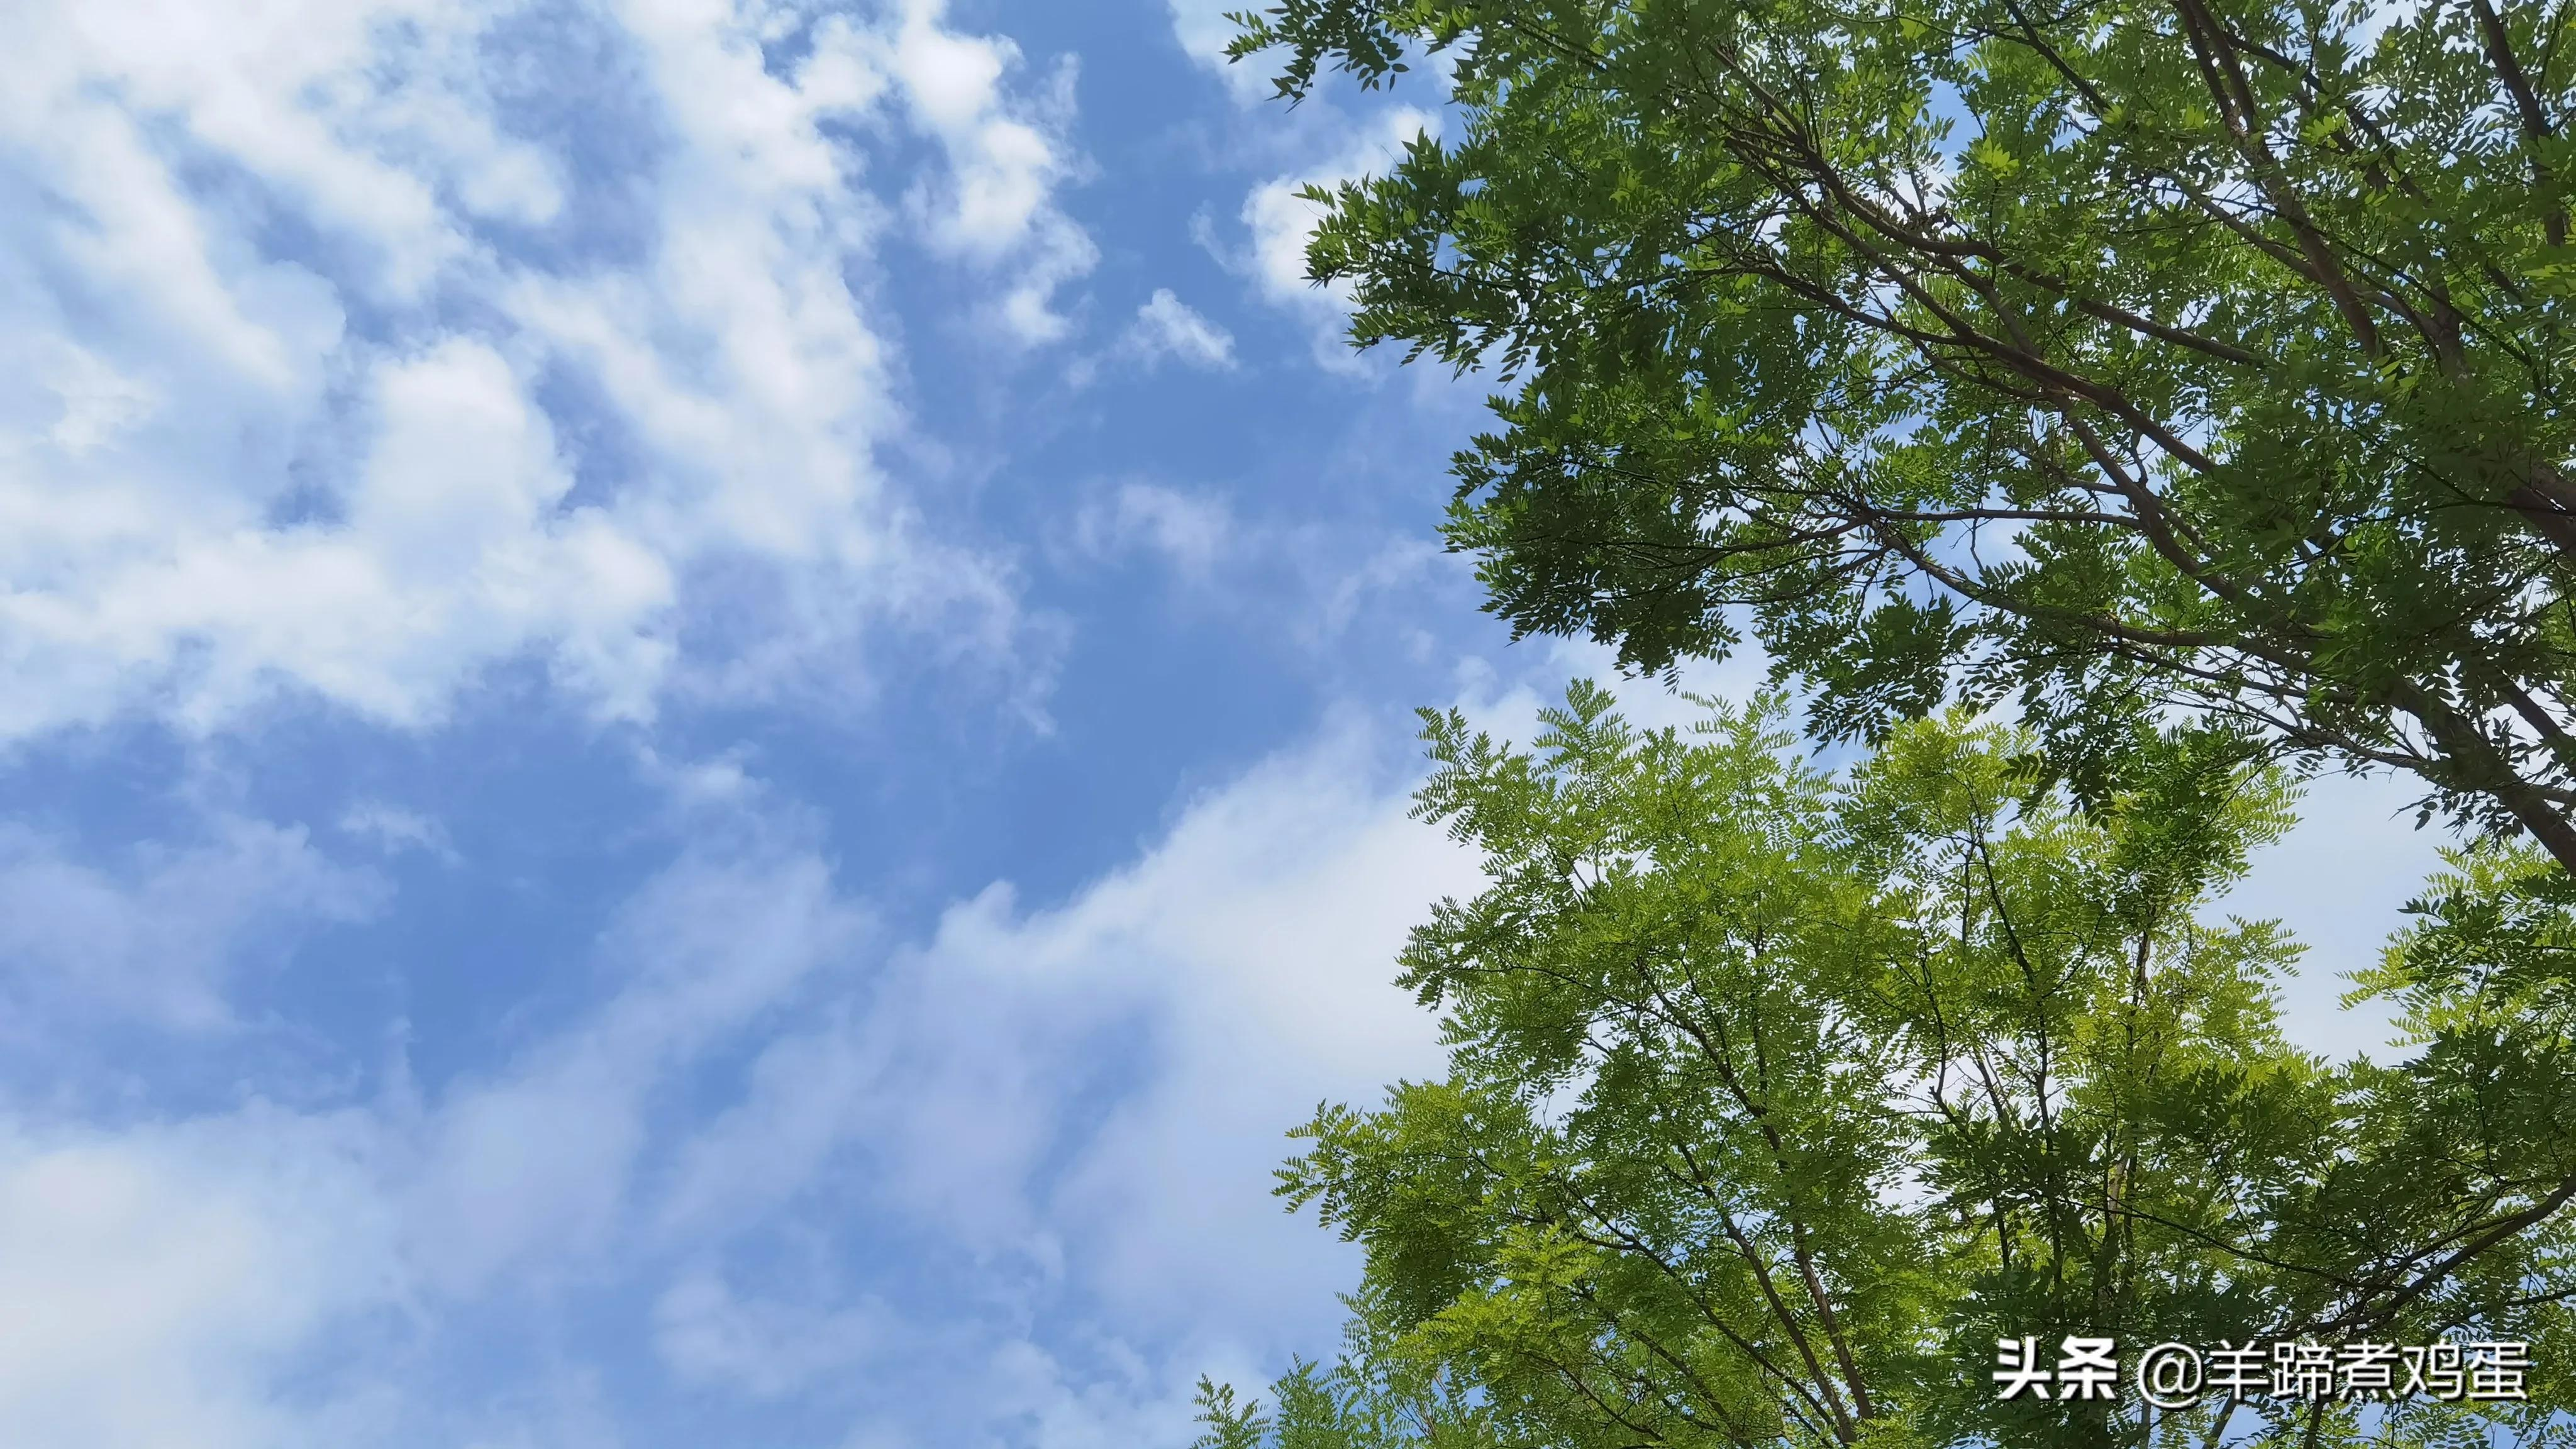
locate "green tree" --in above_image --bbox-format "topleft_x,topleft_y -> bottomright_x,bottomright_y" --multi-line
1229,0 -> 2576,869
1202,686 -> 2576,1447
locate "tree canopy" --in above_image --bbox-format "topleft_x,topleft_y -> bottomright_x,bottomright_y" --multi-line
1194,686 -> 2576,1448
1228,0 -> 2576,870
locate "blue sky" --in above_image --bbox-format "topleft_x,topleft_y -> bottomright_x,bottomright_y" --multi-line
0,2 -> 2461,1445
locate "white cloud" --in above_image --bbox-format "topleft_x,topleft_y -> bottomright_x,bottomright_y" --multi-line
0,1107 -> 399,1449
872,0 -> 1097,342
337,802 -> 456,862
1167,0 -> 1242,75
653,1269 -> 889,1399
1058,479 -> 1472,672
0,0 -> 1087,745
18,338 -> 680,732
1121,289 -> 1237,371
0,820 -> 878,1443
1166,0 -> 1280,105
1072,482 -> 1235,580
0,661 -> 1696,1443
405,842 -> 866,1297
1037,740 -> 1479,1331
0,716 -> 1470,1443
1233,107 -> 1439,369
0,819 -> 383,1033
1163,0 -> 1448,370
653,711 -> 1480,1355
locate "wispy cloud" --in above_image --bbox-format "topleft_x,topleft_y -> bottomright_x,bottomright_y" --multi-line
0,819 -> 383,1035
1072,482 -> 1236,580
1121,289 -> 1238,372
0,706 -> 1483,1445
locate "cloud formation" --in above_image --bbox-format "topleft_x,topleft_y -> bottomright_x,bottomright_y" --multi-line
1122,290 -> 1238,372
0,0 -> 1089,742
0,704 -> 1482,1445
0,1108 -> 397,1449
0,819 -> 383,1035
1235,108 -> 1440,342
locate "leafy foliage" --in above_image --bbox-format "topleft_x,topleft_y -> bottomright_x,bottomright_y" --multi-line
1229,0 -> 2576,869
1202,686 -> 2576,1447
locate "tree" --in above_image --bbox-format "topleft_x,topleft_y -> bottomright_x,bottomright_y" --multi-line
1228,0 -> 2576,870
1197,686 -> 2576,1448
